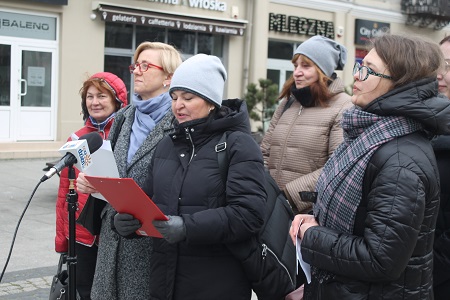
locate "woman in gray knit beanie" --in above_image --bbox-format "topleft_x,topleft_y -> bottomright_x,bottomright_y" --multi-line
108,53 -> 267,300
261,35 -> 352,214
261,34 -> 353,299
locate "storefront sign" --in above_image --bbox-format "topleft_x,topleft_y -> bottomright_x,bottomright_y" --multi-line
28,0 -> 67,4
144,0 -> 227,12
0,11 -> 56,40
268,13 -> 334,39
98,5 -> 245,36
354,19 -> 390,45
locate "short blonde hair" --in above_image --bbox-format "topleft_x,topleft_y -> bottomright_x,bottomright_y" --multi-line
133,42 -> 182,75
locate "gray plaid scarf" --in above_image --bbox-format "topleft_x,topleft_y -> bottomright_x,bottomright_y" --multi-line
310,106 -> 422,283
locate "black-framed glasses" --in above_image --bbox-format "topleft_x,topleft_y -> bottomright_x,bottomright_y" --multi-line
129,62 -> 164,74
353,62 -> 392,81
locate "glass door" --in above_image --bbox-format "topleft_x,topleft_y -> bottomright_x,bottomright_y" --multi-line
0,44 -> 12,139
0,42 -> 57,141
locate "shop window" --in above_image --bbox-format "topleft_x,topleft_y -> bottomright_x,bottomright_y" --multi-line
104,55 -> 132,103
168,30 -> 196,55
136,26 -> 166,46
266,69 -> 280,89
198,33 -> 223,56
0,44 -> 11,106
105,23 -> 133,49
268,41 -> 295,60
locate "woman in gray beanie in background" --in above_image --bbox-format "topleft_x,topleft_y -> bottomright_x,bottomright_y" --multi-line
117,53 -> 267,300
261,35 -> 353,216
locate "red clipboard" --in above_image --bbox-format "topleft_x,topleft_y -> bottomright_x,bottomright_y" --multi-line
84,175 -> 168,238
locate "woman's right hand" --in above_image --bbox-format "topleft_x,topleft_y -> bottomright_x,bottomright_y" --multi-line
289,214 -> 318,245
76,172 -> 98,194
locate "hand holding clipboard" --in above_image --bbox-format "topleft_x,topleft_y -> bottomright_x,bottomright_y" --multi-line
84,175 -> 168,238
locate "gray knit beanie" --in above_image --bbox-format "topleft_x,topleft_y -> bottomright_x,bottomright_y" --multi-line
169,54 -> 227,107
294,35 -> 347,77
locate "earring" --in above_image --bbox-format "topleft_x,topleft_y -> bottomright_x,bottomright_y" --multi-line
163,83 -> 167,88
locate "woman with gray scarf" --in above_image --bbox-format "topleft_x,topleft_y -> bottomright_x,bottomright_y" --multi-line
76,42 -> 182,300
290,34 -> 450,299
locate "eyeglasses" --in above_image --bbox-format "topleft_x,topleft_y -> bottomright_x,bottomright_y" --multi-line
439,61 -> 450,76
353,62 -> 392,81
129,62 -> 164,74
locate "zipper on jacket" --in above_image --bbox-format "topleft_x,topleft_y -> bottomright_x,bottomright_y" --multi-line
184,127 -> 195,163
261,243 -> 294,286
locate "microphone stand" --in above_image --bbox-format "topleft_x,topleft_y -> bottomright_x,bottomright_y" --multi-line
67,165 -> 78,300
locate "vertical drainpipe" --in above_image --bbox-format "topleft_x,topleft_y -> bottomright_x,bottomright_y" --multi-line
242,0 -> 254,97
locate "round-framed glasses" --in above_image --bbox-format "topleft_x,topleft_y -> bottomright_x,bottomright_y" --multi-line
439,61 -> 450,76
129,62 -> 164,74
353,62 -> 392,81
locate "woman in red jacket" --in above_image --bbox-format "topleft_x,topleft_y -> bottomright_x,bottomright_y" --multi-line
55,72 -> 127,300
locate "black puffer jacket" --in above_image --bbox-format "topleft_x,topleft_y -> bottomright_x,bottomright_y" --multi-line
302,78 -> 450,299
143,99 -> 266,300
431,134 -> 450,300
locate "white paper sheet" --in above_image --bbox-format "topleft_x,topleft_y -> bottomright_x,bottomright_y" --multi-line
296,238 -> 312,284
84,140 -> 119,201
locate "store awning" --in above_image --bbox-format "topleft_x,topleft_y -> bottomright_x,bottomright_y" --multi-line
93,2 -> 247,36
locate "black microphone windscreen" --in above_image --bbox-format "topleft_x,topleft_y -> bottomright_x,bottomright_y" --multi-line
78,132 -> 103,154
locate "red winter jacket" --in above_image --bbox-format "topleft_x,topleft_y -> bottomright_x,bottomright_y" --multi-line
54,118 -> 113,253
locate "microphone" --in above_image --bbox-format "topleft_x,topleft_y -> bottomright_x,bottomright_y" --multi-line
41,132 -> 103,182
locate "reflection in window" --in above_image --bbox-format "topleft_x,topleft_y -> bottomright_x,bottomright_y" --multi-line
0,44 -> 11,106
104,55 -> 132,104
168,30 -> 195,55
286,70 -> 293,81
198,33 -> 223,56
266,69 -> 280,91
105,23 -> 133,49
268,41 -> 295,59
21,51 -> 52,107
136,26 -> 165,46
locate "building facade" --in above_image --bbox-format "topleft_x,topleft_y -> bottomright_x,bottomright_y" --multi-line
1,0 -> 449,158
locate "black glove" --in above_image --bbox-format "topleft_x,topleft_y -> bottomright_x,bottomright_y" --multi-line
113,213 -> 141,237
153,215 -> 186,244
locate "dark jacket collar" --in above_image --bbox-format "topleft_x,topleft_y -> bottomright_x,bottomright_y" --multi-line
364,77 -> 450,135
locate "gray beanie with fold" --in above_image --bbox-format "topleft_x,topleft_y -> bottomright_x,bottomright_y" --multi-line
294,35 -> 347,77
169,54 -> 227,107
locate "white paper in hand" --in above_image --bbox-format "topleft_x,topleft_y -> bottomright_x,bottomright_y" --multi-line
84,140 -> 119,201
296,238 -> 312,284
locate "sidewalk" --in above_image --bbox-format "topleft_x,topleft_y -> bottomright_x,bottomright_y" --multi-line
0,158 -> 60,298
0,158 -> 259,299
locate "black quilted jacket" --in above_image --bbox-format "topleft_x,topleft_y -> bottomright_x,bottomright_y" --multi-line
302,77 -> 450,299
143,99 -> 267,300
432,134 -> 450,299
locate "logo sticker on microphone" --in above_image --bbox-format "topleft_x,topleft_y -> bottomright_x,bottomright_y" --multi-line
77,145 -> 92,170
58,139 -> 93,172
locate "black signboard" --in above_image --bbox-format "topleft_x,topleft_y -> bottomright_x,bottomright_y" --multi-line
28,0 -> 67,4
97,5 -> 245,36
354,19 -> 390,45
269,13 -> 334,39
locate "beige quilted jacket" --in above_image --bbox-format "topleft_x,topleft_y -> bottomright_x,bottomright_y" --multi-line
261,78 -> 353,213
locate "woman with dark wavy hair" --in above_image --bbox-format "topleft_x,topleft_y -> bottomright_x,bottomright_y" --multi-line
290,33 -> 450,299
